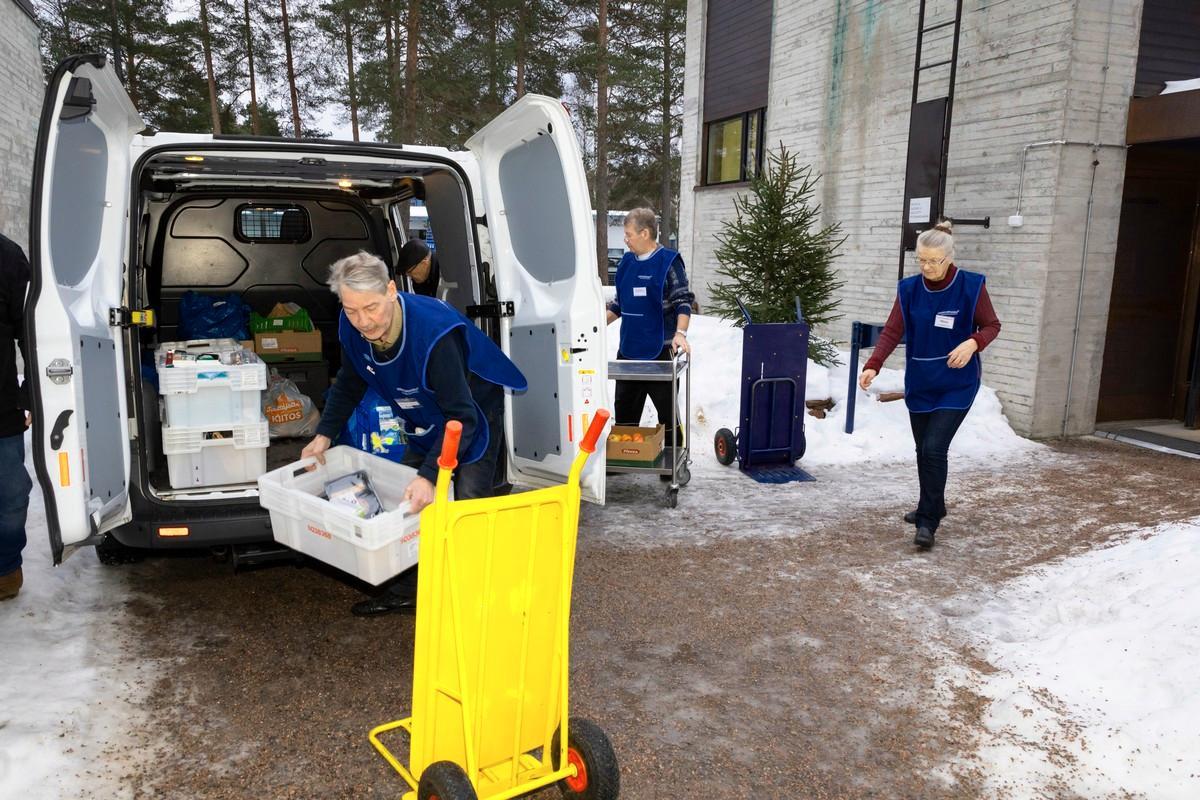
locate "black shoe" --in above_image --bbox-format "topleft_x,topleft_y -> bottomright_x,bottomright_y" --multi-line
903,509 -> 946,525
351,593 -> 417,617
914,526 -> 935,550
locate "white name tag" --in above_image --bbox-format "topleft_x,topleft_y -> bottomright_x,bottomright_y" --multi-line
633,286 -> 648,297
934,313 -> 956,329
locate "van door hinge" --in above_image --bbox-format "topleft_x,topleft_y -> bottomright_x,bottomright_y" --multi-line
110,307 -> 156,328
46,360 -> 74,385
466,301 -> 514,320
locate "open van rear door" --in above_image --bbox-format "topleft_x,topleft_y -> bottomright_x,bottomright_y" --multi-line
26,56 -> 143,562
466,95 -> 608,504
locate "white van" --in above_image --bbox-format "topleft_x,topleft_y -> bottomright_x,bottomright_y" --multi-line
26,55 -> 609,565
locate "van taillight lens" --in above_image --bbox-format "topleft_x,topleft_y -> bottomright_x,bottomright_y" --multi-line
158,526 -> 190,538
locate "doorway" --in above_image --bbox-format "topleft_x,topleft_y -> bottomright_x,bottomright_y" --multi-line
1096,142 -> 1200,429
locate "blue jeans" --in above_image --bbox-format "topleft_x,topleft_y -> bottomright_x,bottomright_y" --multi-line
909,408 -> 969,532
0,433 -> 32,576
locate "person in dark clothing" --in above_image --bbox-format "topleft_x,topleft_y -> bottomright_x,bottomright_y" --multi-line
859,221 -> 1002,550
606,208 -> 694,448
397,239 -> 441,298
302,251 -> 525,616
0,233 -> 33,601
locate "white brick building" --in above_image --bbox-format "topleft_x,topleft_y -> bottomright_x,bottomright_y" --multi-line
0,0 -> 42,252
678,0 -> 1200,440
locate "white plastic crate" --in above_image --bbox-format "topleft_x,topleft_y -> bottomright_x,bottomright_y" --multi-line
155,339 -> 267,427
163,421 -> 269,488
257,446 -> 446,585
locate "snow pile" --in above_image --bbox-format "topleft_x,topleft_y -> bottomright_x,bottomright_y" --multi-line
956,519 -> 1200,799
0,434 -> 141,798
607,314 -> 1039,467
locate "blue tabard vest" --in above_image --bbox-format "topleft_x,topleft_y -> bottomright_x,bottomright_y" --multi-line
615,247 -> 679,360
338,293 -> 527,464
897,268 -> 985,413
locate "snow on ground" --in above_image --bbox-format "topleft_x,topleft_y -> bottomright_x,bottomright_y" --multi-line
607,313 -> 1041,468
946,519 -> 1200,799
0,433 -> 143,799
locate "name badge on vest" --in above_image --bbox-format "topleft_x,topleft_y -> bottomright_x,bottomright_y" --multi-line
934,312 -> 956,329
633,286 -> 648,297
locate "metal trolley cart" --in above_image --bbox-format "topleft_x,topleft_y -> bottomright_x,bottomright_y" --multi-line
605,353 -> 692,508
369,412 -> 620,800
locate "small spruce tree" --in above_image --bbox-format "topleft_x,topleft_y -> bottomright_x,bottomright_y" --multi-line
707,145 -> 846,366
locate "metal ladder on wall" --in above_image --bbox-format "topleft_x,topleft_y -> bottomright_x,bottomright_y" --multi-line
898,0 -> 989,279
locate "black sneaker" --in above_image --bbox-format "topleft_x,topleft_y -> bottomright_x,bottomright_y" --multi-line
351,593 -> 417,617
914,526 -> 935,550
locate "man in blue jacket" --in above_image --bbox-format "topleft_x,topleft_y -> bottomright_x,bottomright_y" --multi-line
302,251 -> 526,615
606,208 -> 694,446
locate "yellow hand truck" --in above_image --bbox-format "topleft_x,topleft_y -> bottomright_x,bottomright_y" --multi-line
369,410 -> 619,800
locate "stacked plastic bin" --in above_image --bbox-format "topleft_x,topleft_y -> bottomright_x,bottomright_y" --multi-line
156,339 -> 269,488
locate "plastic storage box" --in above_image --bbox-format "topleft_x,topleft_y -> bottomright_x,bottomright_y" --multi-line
257,446 -> 447,585
163,421 -> 269,488
156,339 -> 268,428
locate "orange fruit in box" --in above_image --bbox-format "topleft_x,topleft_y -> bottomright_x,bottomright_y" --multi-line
632,434 -> 644,442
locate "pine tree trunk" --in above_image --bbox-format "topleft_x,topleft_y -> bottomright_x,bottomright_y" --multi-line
389,6 -> 403,139
280,0 -> 303,137
658,1 -> 672,246
595,0 -> 610,284
404,0 -> 419,143
107,0 -> 125,83
344,8 -> 359,141
515,8 -> 526,98
244,0 -> 261,135
199,0 -> 223,134
383,4 -> 397,138
488,11 -> 498,107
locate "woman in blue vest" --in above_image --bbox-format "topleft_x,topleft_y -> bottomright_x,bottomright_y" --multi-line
606,208 -> 695,447
859,222 -> 1002,550
302,251 -> 526,615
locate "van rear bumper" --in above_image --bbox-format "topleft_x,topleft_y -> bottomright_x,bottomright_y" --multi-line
112,475 -> 274,550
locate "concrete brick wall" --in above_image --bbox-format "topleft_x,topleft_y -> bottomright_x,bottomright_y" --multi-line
0,0 -> 43,253
679,0 -> 1143,437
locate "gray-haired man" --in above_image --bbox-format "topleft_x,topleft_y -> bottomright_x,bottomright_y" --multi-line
302,251 -> 526,615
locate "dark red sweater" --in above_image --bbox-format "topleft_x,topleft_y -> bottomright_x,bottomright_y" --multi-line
863,265 -> 1001,374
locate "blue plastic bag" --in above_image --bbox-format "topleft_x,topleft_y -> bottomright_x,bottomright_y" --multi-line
338,388 -> 406,463
177,292 -> 251,341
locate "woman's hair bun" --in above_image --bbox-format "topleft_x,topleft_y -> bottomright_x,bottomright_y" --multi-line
932,220 -> 953,235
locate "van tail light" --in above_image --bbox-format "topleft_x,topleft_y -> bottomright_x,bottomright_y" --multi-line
158,526 -> 190,538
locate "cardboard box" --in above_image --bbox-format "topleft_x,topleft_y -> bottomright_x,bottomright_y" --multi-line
605,424 -> 664,464
254,329 -> 322,362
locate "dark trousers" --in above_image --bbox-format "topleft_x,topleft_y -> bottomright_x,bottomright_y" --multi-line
0,433 -> 31,576
614,346 -> 683,446
909,408 -> 969,532
385,401 -> 510,600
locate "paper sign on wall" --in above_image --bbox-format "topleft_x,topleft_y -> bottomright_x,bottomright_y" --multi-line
908,196 -> 932,224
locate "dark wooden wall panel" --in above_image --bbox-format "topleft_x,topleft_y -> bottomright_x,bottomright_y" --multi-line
703,0 -> 773,121
1135,0 -> 1200,97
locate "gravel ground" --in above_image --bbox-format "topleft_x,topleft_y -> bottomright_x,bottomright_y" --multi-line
84,438 -> 1200,799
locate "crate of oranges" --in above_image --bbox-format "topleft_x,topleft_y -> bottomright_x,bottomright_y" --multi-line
605,424 -> 665,465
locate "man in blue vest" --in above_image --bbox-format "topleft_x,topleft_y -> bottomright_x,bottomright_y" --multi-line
302,251 -> 526,615
606,208 -> 694,446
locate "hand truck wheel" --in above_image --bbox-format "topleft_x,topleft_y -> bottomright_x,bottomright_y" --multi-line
417,760 -> 477,800
551,717 -> 620,800
714,428 -> 737,466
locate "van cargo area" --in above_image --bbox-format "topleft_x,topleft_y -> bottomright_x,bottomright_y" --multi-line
119,148 -> 484,544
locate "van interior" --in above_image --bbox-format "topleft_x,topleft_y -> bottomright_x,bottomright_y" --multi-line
130,147 -> 486,502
